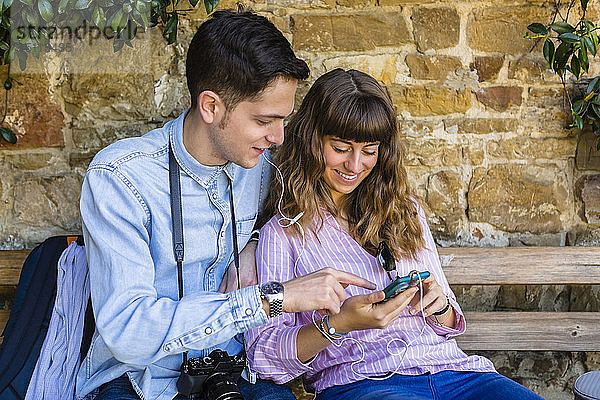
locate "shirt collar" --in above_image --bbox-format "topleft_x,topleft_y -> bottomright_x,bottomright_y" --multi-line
169,109 -> 237,187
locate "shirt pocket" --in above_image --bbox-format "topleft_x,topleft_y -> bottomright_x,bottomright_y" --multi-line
235,213 -> 256,238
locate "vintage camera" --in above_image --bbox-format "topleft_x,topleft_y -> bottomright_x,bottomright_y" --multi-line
177,349 -> 246,400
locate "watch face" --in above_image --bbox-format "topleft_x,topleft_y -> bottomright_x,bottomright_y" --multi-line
262,281 -> 284,295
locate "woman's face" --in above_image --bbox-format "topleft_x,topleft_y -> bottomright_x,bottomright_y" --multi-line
321,136 -> 380,205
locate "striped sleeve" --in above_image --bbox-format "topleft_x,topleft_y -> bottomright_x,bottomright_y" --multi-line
244,218 -> 316,383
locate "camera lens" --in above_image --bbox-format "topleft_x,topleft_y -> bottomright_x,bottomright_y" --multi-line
203,372 -> 244,400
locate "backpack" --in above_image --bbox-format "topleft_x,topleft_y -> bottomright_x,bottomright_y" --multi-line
0,235 -> 94,400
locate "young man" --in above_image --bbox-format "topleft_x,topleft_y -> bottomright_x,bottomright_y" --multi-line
76,9 -> 374,400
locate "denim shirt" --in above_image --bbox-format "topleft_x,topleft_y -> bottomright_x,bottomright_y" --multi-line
76,111 -> 270,400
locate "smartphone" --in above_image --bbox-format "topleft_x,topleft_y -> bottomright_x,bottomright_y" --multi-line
379,270 -> 430,303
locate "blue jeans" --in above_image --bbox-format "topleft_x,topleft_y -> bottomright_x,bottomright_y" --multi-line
317,371 -> 544,400
94,374 -> 296,400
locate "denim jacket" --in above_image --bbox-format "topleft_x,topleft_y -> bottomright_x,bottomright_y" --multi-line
76,111 -> 271,400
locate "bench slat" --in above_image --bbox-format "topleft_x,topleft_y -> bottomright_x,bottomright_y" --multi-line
0,250 -> 29,286
458,311 -> 600,351
2,247 -> 600,287
439,247 -> 600,285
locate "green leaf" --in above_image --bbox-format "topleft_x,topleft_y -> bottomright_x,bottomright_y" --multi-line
111,9 -> 124,32
16,50 -> 27,70
0,41 -> 9,51
550,22 -> 576,34
574,113 -> 584,130
188,0 -> 198,7
559,32 -> 580,43
57,0 -> 70,13
581,0 -> 589,12
113,37 -> 125,52
19,0 -> 33,7
92,6 -> 106,30
204,0 -> 218,14
580,39 -> 589,73
592,103 -> 600,120
573,99 -> 584,114
0,127 -> 17,144
584,35 -> 597,56
587,76 -> 599,94
162,12 -> 177,43
73,0 -> 91,9
571,54 -> 581,78
37,0 -> 54,22
527,23 -> 548,35
543,39 -> 555,67
553,42 -> 572,73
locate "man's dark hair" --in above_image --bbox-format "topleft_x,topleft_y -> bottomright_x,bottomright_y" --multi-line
186,9 -> 309,110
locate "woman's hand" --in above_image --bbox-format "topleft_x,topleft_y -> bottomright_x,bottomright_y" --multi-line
407,275 -> 448,317
328,286 -> 419,334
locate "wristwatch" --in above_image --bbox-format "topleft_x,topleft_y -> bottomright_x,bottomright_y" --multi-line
259,281 -> 284,318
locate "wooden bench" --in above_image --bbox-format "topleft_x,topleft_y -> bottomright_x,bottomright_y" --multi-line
1,246 -> 599,349
1,246 -> 599,399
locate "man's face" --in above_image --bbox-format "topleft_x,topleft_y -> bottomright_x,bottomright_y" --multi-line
205,77 -> 298,168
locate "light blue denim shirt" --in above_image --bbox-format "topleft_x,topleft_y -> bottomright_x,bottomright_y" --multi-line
76,111 -> 270,400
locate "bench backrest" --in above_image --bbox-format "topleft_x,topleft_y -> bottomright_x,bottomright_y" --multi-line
1,246 -> 599,351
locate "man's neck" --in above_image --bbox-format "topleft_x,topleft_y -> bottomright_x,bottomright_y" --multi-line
182,109 -> 226,167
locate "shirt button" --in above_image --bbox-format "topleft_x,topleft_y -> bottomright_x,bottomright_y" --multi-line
245,308 -> 253,316
209,268 -> 214,274
205,327 -> 213,335
212,193 -> 218,200
220,231 -> 225,238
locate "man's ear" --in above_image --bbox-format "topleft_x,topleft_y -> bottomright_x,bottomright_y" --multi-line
197,91 -> 223,124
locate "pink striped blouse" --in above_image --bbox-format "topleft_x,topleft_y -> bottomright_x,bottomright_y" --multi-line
245,205 -> 495,394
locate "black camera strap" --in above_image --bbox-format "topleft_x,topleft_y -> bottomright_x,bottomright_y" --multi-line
168,142 -> 242,365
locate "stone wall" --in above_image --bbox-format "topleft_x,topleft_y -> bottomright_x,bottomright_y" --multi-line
1,0 -> 599,399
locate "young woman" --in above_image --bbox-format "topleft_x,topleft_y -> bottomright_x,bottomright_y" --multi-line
245,69 -> 543,400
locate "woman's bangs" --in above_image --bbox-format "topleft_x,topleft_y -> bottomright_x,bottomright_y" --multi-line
323,98 -> 393,143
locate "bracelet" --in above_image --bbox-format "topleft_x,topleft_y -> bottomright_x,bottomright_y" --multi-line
323,315 -> 347,338
315,316 -> 346,341
432,296 -> 451,316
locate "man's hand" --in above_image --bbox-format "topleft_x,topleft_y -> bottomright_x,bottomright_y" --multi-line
218,241 -> 258,293
281,268 -> 376,315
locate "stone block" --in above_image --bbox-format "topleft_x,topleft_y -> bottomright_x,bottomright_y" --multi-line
426,170 -> 465,238
0,73 -> 64,149
389,85 -> 472,116
487,137 -> 576,160
403,138 -> 482,166
291,13 -> 411,52
468,164 -> 569,233
476,86 -> 523,112
470,56 -> 503,82
322,54 -> 398,85
12,174 -> 83,230
412,7 -> 460,51
405,54 -> 462,81
62,73 -> 155,120
452,285 -> 500,312
467,6 -> 551,55
508,58 -> 559,83
380,0 -> 436,4
4,153 -> 54,170
575,226 -> 600,245
444,118 -> 518,135
399,120 -> 436,138
576,131 -> 600,171
581,174 -> 600,223
335,0 -> 372,6
72,124 -> 151,153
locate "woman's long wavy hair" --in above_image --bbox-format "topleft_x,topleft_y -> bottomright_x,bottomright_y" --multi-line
263,68 -> 424,260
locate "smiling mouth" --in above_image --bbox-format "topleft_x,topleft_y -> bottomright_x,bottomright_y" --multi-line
335,170 -> 359,181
